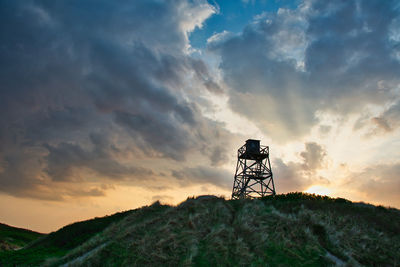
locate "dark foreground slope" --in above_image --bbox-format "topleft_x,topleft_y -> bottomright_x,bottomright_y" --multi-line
0,210 -> 133,266
2,193 -> 400,266
0,223 -> 44,251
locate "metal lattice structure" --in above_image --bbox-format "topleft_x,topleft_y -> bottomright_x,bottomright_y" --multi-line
232,139 -> 275,199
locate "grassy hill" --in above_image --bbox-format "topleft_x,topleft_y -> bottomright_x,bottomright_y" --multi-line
0,210 -> 134,266
1,193 -> 400,266
0,223 -> 44,251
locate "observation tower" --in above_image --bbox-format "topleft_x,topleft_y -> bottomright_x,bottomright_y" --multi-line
232,139 -> 275,199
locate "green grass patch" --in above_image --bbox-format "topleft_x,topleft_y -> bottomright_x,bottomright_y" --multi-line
0,223 -> 44,250
0,209 -> 134,266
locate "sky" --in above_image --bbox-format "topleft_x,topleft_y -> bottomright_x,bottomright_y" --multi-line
0,0 -> 400,233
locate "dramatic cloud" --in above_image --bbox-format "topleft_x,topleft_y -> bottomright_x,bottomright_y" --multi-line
0,0 -> 399,213
0,0 -> 233,200
209,0 -> 400,142
274,142 -> 328,192
171,165 -> 232,188
3,0 -> 400,233
44,134 -> 154,182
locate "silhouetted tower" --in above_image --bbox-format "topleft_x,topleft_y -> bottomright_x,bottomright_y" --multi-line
232,139 -> 275,199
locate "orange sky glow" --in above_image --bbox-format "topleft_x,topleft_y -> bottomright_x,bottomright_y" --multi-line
1,0 -> 400,233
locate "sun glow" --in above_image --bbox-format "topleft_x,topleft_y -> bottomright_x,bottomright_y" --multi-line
304,185 -> 332,196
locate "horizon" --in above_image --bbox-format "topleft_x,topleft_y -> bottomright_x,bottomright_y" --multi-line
1,0 -> 400,233
2,191 -> 397,234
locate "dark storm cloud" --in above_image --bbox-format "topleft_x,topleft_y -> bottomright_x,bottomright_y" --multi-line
0,0 -> 231,199
114,110 -> 192,161
274,142 -> 328,192
44,133 -> 154,182
171,165 -> 232,188
209,0 -> 400,142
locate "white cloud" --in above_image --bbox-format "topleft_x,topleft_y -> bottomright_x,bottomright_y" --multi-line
209,0 -> 400,143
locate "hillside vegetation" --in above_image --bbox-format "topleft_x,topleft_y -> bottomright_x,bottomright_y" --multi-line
0,223 -> 44,251
1,193 -> 400,266
0,210 -> 133,266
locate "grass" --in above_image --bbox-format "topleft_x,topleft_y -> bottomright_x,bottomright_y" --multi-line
0,209 -> 133,266
0,223 -> 44,251
2,192 -> 400,266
